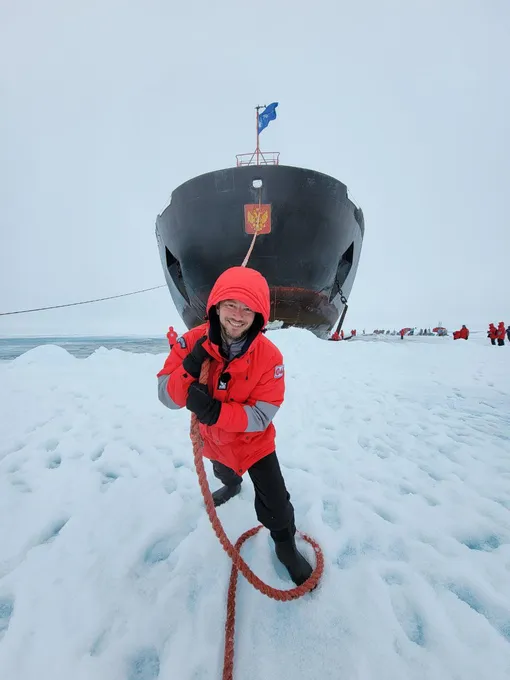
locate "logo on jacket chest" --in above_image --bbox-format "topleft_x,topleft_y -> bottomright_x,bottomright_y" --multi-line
217,372 -> 231,391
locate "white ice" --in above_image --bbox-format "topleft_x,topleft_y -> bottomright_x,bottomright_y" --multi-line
1,331 -> 510,680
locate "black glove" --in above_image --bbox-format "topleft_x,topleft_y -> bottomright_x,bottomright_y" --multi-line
182,336 -> 210,379
186,382 -> 221,426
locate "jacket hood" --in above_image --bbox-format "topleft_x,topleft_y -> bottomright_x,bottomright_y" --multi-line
206,266 -> 271,325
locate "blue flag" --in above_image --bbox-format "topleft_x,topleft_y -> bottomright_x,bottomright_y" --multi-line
258,102 -> 278,134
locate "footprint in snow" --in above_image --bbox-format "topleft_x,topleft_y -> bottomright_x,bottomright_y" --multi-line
316,421 -> 336,432
90,445 -> 105,461
47,455 -> 61,469
90,629 -> 108,657
172,456 -> 189,470
418,466 -> 442,482
43,438 -> 59,452
326,441 -> 341,452
494,498 -> 510,511
374,444 -> 391,459
39,518 -> 69,545
143,524 -> 196,568
381,570 -> 405,586
335,541 -> 358,569
163,478 -> 177,495
0,597 -> 14,640
357,435 -> 371,450
373,507 -> 395,524
101,471 -> 119,485
393,600 -> 426,647
144,537 -> 176,565
127,647 -> 160,680
322,498 -> 342,529
449,584 -> 510,641
10,478 -> 31,493
316,439 -> 340,453
460,534 -> 502,552
382,572 -> 427,646
189,669 -> 209,680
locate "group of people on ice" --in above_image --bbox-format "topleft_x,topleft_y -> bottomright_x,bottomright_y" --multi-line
400,327 -> 438,338
322,322 -> 510,345
487,322 -> 509,346
328,329 -> 357,341
451,322 -> 510,345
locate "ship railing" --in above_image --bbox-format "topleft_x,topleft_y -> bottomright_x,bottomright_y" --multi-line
236,151 -> 280,167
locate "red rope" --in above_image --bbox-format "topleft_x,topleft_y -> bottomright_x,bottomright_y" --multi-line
190,360 -> 324,680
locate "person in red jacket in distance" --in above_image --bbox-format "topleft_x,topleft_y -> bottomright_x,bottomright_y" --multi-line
157,266 -> 313,586
496,321 -> 506,346
166,325 -> 178,348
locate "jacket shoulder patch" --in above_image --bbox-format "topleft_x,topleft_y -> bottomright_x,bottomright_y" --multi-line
274,364 -> 284,379
177,336 -> 186,349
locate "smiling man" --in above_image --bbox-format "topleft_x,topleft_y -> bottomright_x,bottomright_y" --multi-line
217,298 -> 254,342
157,266 -> 313,586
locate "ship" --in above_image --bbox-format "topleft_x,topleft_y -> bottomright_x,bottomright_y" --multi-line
155,104 -> 365,338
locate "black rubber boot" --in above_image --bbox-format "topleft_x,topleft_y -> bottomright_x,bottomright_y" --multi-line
274,534 -> 313,586
212,483 -> 241,507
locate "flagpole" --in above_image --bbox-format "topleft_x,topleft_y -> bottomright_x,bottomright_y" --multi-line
256,106 -> 260,166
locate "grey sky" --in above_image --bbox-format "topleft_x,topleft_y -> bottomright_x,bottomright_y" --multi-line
1,0 -> 508,336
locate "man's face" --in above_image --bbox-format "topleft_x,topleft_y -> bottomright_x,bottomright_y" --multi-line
217,299 -> 255,340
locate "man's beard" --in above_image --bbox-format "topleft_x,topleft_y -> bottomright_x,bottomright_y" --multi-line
220,321 -> 248,343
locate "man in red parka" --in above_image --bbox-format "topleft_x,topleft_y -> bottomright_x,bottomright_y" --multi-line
488,323 -> 497,345
166,325 -> 178,348
497,321 -> 506,346
454,325 -> 469,340
157,266 -> 313,586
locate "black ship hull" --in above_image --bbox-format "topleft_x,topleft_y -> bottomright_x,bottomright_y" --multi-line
155,164 -> 364,338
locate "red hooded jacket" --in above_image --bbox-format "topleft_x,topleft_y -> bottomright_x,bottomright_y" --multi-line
454,325 -> 469,340
497,322 -> 506,341
166,326 -> 178,347
157,267 -> 285,475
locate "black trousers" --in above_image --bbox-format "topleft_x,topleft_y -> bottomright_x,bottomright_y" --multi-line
211,452 -> 295,542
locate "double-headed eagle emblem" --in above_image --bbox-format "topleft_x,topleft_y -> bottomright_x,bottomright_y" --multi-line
247,207 -> 269,231
244,204 -> 271,234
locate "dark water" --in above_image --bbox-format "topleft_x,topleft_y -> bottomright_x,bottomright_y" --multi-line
0,336 -> 170,361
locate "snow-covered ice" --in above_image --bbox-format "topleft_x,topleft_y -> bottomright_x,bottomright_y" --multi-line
1,330 -> 510,680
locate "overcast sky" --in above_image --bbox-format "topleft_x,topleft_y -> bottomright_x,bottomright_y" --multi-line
1,0 -> 508,336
